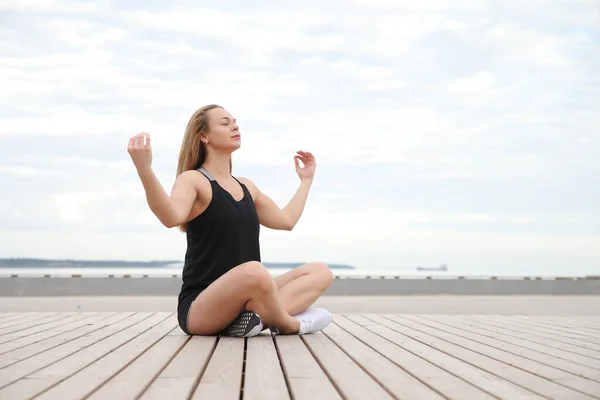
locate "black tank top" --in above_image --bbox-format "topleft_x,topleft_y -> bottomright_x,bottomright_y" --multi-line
177,167 -> 261,306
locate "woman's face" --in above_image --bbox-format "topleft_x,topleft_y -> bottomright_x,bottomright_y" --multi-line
204,107 -> 241,151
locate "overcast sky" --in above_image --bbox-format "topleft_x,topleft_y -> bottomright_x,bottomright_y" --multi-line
1,0 -> 598,274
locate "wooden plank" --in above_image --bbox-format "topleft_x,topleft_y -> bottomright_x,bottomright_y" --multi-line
506,316 -> 600,343
349,314 -> 549,400
0,313 -> 111,355
0,312 -> 169,400
335,315 -> 495,400
0,312 -> 102,346
440,315 -> 600,359
88,333 -> 189,400
530,316 -> 600,331
140,335 -> 217,400
244,334 -> 290,400
34,313 -> 177,400
367,314 -> 591,400
0,312 -> 129,369
275,334 -> 342,400
0,313 -> 27,325
403,315 -> 600,397
302,331 -> 395,400
477,316 -> 600,351
486,315 -> 600,341
422,315 -> 600,381
0,313 -> 42,328
453,316 -> 600,366
190,337 -> 244,400
324,321 -> 445,400
0,312 -> 65,335
0,312 -> 144,390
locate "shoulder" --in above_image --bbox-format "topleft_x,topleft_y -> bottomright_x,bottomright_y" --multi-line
178,169 -> 205,183
236,176 -> 260,199
176,169 -> 212,192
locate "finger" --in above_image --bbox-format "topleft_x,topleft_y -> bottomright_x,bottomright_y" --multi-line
294,156 -> 301,169
300,151 -> 314,162
135,133 -> 144,148
145,133 -> 151,148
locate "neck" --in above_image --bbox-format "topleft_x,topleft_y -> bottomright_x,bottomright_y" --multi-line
203,149 -> 231,179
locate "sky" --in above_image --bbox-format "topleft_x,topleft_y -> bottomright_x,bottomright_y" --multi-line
0,0 -> 599,275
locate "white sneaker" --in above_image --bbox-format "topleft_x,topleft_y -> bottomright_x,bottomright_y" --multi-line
294,307 -> 332,334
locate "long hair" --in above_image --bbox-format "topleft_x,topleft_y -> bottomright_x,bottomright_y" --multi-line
176,104 -> 232,232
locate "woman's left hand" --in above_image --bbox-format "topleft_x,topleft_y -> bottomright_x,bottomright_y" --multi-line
294,150 -> 316,182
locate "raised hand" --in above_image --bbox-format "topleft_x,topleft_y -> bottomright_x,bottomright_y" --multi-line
127,132 -> 153,172
294,150 -> 316,182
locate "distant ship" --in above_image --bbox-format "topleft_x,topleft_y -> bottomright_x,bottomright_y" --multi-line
416,264 -> 448,271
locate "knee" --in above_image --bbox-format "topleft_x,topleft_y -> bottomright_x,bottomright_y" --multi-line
313,262 -> 333,290
240,261 -> 277,293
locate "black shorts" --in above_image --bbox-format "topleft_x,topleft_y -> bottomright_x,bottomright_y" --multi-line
177,291 -> 200,335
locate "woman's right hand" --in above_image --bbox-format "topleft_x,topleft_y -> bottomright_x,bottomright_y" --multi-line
127,132 -> 153,172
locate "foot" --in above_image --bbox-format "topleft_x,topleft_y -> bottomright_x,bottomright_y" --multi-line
295,307 -> 333,335
220,310 -> 263,338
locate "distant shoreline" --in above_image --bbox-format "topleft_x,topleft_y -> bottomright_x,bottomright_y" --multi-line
0,258 -> 355,270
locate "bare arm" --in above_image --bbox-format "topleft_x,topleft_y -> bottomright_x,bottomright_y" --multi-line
137,168 -> 198,228
238,150 -> 316,231
241,178 -> 312,231
127,132 -> 197,228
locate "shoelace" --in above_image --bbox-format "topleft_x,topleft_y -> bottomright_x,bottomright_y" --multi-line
298,317 -> 313,334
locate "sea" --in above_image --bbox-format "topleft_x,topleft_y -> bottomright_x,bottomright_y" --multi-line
0,263 -> 597,278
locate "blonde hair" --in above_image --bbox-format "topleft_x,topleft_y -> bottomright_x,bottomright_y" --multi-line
176,104 -> 232,232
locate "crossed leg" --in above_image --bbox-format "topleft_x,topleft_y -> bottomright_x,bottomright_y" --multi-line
274,262 -> 333,316
185,261 -> 333,336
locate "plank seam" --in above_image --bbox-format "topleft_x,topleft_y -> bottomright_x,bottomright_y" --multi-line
0,312 -> 153,391
413,314 -> 600,381
132,333 -> 193,400
443,315 -> 600,367
272,333 -> 295,400
185,335 -> 220,400
0,313 -> 71,335
29,312 -> 173,400
376,314 -> 586,400
239,337 -> 248,400
322,325 -> 401,400
349,314 -> 504,400
300,334 -> 348,400
0,312 -> 132,370
332,316 -> 451,400
80,317 -> 181,400
0,312 -> 110,356
505,316 -> 600,343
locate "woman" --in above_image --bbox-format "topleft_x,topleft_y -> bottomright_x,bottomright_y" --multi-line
127,104 -> 334,337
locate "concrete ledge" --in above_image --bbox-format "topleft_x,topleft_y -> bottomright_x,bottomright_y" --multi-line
1,276 -> 599,296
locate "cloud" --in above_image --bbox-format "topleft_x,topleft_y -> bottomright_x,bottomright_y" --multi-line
0,0 -> 598,274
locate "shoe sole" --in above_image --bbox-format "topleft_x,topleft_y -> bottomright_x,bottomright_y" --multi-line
221,311 -> 263,338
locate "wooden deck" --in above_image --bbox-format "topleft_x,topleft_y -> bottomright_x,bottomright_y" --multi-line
0,312 -> 599,399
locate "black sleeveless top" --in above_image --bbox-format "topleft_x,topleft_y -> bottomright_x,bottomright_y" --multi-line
177,167 -> 261,326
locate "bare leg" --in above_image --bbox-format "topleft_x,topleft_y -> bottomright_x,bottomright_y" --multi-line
274,262 -> 333,316
186,261 -> 300,335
